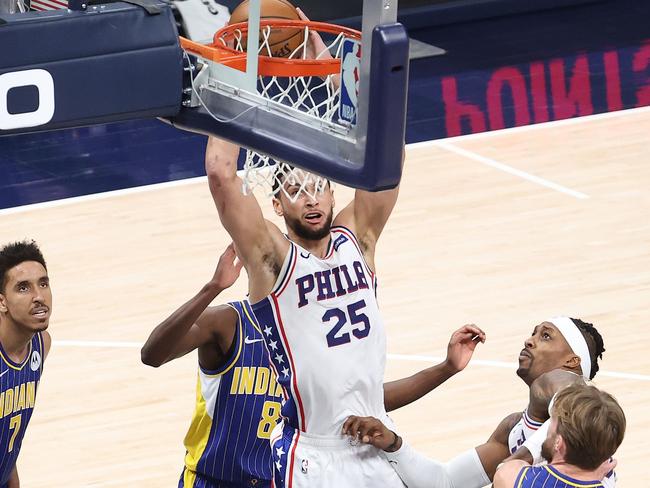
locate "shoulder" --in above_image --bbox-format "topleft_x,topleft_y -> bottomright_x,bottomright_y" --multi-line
196,304 -> 240,338
494,460 -> 528,488
41,330 -> 52,360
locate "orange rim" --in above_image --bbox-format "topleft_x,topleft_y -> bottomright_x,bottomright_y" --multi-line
180,20 -> 361,78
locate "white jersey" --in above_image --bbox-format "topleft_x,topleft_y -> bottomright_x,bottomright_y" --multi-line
251,226 -> 386,435
509,410 -> 616,488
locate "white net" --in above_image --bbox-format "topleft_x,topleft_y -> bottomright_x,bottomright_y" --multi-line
216,21 -> 356,201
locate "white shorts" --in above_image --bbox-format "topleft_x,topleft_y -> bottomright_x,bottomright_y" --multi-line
270,421 -> 405,488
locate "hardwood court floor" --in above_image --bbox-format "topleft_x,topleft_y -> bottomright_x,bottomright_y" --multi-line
3,107 -> 649,487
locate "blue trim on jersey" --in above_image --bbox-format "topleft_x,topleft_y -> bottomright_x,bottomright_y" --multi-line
251,298 -> 301,430
516,465 -> 604,488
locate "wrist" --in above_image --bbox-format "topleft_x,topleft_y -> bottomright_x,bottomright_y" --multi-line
384,430 -> 402,453
441,359 -> 460,376
204,281 -> 225,296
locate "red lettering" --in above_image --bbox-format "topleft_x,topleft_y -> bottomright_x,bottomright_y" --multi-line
550,56 -> 593,119
633,43 -> 650,107
529,62 -> 549,123
486,67 -> 530,130
603,51 -> 623,112
442,76 -> 486,136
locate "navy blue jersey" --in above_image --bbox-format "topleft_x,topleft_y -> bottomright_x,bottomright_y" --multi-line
182,301 -> 282,488
0,332 -> 44,485
514,465 -> 604,488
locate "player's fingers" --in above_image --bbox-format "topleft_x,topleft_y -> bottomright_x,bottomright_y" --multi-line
342,416 -> 355,435
295,7 -> 310,22
342,416 -> 361,436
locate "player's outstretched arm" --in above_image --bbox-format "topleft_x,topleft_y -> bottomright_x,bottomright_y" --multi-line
141,244 -> 243,367
475,412 -> 523,480
204,136 -> 285,273
333,148 -> 405,267
383,324 -> 486,412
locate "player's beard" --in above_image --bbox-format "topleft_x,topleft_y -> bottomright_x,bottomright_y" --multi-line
284,208 -> 333,241
541,434 -> 556,463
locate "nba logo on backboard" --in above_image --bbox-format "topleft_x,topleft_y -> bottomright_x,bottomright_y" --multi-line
339,38 -> 361,126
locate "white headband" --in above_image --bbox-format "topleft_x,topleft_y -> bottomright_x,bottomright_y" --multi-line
548,316 -> 591,380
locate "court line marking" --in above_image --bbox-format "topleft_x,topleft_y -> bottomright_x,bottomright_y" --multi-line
52,340 -> 650,381
435,141 -> 589,199
3,105 -> 648,216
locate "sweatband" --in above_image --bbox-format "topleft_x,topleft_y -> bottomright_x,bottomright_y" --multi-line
548,316 -> 591,379
521,419 -> 550,464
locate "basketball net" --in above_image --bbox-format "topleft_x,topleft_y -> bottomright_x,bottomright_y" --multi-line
216,22 -> 352,202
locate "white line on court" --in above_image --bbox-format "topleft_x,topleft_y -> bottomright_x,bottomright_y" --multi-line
51,340 -> 650,382
435,141 -> 590,199
387,353 -> 650,382
4,104 -> 645,216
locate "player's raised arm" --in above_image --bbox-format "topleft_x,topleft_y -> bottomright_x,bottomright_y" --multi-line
141,244 -> 243,367
204,137 -> 286,277
383,324 -> 486,412
333,148 -> 404,266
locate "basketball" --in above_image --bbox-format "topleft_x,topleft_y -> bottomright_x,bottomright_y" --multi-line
228,0 -> 305,58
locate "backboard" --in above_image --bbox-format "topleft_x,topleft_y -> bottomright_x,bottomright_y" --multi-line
164,0 -> 409,191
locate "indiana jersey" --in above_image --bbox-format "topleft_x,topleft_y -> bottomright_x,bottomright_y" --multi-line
508,411 -> 616,488
181,301 -> 282,488
514,465 -> 603,488
0,332 -> 44,485
252,226 -> 386,435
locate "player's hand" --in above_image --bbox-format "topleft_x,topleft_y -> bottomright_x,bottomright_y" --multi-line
342,416 -> 401,451
210,243 -> 244,291
444,324 -> 486,374
296,8 -> 332,61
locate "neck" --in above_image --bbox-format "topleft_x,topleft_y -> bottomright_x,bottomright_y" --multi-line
288,232 -> 331,258
0,317 -> 34,362
551,459 -> 602,482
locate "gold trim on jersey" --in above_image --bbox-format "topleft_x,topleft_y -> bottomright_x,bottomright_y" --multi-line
182,467 -> 197,487
0,338 -> 33,371
241,300 -> 263,335
543,466 -> 604,488
200,304 -> 244,378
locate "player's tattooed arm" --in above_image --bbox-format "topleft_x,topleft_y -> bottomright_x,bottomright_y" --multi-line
141,244 -> 243,368
383,324 -> 486,412
204,137 -> 287,285
475,412 -> 523,481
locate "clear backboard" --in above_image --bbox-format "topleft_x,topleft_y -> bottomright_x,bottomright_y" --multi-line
165,0 -> 409,191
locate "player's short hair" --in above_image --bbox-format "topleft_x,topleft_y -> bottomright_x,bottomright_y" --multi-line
570,318 -> 605,379
0,240 -> 47,292
552,383 -> 625,470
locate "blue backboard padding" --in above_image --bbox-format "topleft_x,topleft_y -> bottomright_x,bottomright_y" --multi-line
0,1 -> 182,135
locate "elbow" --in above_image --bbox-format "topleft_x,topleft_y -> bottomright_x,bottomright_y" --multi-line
140,347 -> 163,368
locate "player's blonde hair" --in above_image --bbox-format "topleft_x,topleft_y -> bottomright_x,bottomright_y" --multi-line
552,383 -> 625,470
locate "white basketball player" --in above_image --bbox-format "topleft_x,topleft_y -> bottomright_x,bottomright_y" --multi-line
204,134 -> 417,487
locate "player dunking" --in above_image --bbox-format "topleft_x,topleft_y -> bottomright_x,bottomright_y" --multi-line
0,241 -> 52,488
142,241 -> 485,488
494,383 -> 624,488
204,133 -> 413,487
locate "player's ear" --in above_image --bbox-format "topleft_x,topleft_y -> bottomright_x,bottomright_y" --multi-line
0,292 -> 7,313
555,434 -> 565,456
272,196 -> 283,217
565,354 -> 581,372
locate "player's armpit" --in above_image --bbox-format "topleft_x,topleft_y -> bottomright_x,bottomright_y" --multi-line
475,412 -> 522,480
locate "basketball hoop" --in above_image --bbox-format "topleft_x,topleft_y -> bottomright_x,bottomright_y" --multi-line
180,19 -> 361,202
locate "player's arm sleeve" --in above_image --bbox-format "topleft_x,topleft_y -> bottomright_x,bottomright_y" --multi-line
521,419 -> 550,464
383,441 -> 491,488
